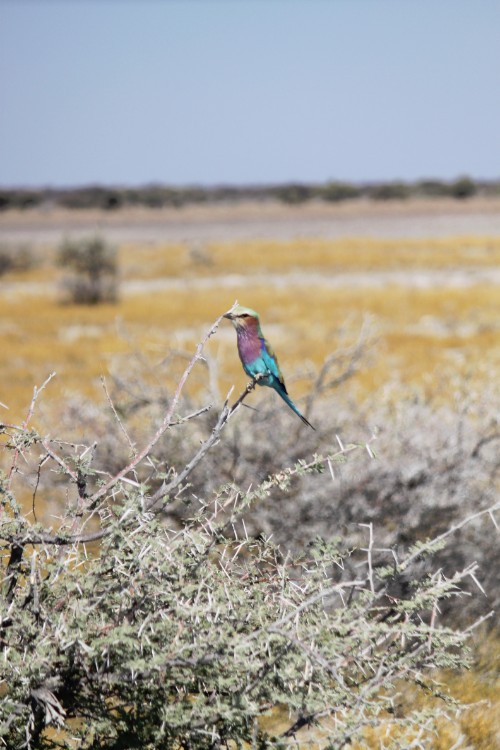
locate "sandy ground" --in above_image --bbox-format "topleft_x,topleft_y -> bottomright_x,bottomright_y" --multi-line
1,197 -> 500,245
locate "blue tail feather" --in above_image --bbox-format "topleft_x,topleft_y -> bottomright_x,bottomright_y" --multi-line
271,381 -> 315,430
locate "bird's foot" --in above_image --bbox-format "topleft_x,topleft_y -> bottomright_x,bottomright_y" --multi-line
246,374 -> 264,392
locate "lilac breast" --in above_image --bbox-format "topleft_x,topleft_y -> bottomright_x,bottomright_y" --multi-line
237,327 -> 262,365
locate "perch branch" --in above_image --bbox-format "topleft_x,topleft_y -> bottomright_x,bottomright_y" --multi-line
87,308 -> 231,509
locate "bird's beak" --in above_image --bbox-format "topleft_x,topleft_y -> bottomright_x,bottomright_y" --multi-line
223,312 -> 234,320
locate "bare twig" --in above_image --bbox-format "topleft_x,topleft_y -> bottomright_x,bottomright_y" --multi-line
360,522 -> 375,594
401,500 -> 500,571
40,439 -> 78,483
31,454 -> 50,522
145,378 -> 260,511
303,318 -> 371,418
6,372 -> 56,491
87,308 -> 231,509
3,309 -> 243,545
101,375 -> 137,456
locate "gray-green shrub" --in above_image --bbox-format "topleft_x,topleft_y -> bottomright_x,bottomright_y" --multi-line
57,235 -> 118,304
0,314 -> 494,748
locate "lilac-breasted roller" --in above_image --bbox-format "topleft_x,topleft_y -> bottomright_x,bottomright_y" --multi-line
224,305 -> 315,430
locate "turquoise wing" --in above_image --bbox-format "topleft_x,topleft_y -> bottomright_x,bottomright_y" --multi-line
261,339 -> 287,391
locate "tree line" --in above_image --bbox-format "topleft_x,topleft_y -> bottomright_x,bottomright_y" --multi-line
0,175 -> 497,211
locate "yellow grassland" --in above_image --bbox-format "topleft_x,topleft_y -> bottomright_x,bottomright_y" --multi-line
137,235 -> 500,277
1,244 -> 498,420
7,234 -> 500,281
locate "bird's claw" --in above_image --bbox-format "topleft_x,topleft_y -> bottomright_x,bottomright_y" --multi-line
247,373 -> 264,391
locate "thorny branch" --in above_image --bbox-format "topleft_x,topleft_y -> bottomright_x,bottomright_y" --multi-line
1,341 -> 495,750
0,305 -> 263,546
2,372 -> 55,604
6,371 -> 56,491
1,306 -> 498,591
86,308 -> 231,509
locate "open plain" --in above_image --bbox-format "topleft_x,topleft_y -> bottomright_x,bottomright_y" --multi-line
1,197 -> 499,417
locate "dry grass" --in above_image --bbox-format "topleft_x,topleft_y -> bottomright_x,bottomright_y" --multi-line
2,272 -> 498,421
6,234 -> 500,282
203,235 -> 500,273
111,235 -> 500,280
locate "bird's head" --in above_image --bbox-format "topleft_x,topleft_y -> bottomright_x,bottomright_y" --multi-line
223,305 -> 261,332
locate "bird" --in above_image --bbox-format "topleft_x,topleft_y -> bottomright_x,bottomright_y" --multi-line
224,305 -> 315,429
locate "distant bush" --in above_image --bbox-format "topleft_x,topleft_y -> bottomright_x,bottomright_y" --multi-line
126,185 -> 175,208
0,189 -> 44,211
59,186 -> 124,210
0,191 -> 11,211
0,247 -> 14,275
0,177 -> 494,213
0,243 -> 35,275
319,181 -> 361,202
483,180 -> 500,197
450,175 -> 477,199
57,235 -> 119,304
370,181 -> 411,200
415,179 -> 451,197
273,183 -> 313,204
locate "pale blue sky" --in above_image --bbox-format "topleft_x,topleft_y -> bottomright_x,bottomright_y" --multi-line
1,0 -> 499,187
